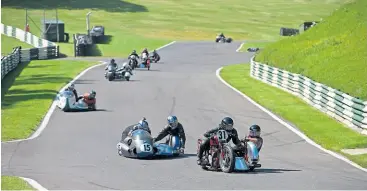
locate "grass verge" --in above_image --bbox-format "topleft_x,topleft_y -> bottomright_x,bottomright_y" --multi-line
1,35 -> 34,56
1,60 -> 95,141
1,176 -> 34,190
2,0 -> 351,57
240,41 -> 273,52
256,0 -> 367,100
220,64 -> 367,168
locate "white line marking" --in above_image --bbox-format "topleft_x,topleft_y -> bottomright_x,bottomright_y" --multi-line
20,177 -> 48,191
1,41 -> 177,191
236,42 -> 244,52
215,67 -> 367,173
156,41 -> 176,50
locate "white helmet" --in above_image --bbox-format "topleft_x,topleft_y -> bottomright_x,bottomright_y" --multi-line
67,83 -> 75,91
138,117 -> 150,132
122,62 -> 128,68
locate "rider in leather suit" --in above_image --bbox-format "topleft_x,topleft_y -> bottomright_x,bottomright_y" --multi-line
129,50 -> 140,58
64,83 -> 78,101
197,117 -> 241,165
218,32 -> 225,39
120,118 -> 151,143
141,48 -> 149,57
242,124 -> 263,151
153,116 -> 186,152
78,90 -> 96,105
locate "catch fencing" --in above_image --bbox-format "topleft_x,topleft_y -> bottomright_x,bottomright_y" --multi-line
1,23 -> 60,79
250,57 -> 367,130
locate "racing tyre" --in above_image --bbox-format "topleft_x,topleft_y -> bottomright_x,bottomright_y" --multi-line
215,38 -> 219,43
249,166 -> 255,171
107,73 -> 114,81
219,144 -> 235,173
125,76 -> 130,81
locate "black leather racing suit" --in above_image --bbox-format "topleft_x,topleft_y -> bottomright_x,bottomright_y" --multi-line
197,126 -> 241,160
129,53 -> 139,58
64,88 -> 78,101
218,34 -> 225,39
141,50 -> 149,57
153,123 -> 186,148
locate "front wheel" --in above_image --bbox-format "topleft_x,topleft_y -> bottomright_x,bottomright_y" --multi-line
125,76 -> 130,81
219,144 -> 235,173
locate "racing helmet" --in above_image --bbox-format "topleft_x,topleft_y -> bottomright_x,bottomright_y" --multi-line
111,59 -> 115,64
138,117 -> 150,131
220,117 -> 234,131
143,48 -> 147,52
132,50 -> 136,54
153,49 -> 156,53
89,90 -> 96,99
249,124 -> 261,137
67,83 -> 75,91
167,115 -> 178,129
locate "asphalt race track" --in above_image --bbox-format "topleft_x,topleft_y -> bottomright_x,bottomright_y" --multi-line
2,42 -> 367,190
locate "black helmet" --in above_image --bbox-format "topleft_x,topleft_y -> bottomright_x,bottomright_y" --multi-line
249,124 -> 261,137
221,117 -> 234,130
111,59 -> 115,63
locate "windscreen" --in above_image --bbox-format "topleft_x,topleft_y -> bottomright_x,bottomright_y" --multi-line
132,129 -> 151,140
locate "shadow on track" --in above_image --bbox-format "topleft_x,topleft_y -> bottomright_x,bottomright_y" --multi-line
109,79 -> 140,82
237,168 -> 302,174
123,153 -> 197,161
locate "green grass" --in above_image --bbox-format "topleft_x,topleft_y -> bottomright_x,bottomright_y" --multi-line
1,176 -> 34,190
220,64 -> 367,168
1,35 -> 34,56
256,0 -> 367,100
1,60 -> 95,141
1,0 -> 352,57
240,41 -> 273,52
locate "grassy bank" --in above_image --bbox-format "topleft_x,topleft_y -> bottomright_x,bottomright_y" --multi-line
256,0 -> 367,100
2,0 -> 351,57
220,64 -> 367,168
1,176 -> 34,190
239,41 -> 273,52
1,35 -> 34,56
1,60 -> 95,141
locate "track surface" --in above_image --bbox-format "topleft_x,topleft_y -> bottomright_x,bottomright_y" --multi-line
2,42 -> 367,190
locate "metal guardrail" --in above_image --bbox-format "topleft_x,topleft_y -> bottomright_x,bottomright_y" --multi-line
250,57 -> 367,130
1,23 -> 60,79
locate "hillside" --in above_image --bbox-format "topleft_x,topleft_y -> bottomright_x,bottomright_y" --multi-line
255,0 -> 367,100
1,0 -> 350,57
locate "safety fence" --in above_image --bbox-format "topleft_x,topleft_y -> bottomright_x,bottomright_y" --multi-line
1,23 -> 60,79
250,57 -> 367,130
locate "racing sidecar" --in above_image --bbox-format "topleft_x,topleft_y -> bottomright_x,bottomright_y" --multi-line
117,129 -> 183,159
56,90 -> 96,112
197,130 -> 261,173
139,53 -> 151,70
215,36 -> 232,43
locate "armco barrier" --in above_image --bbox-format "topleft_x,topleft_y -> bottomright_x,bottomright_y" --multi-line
1,47 -> 21,79
250,57 -> 367,130
1,23 -> 60,79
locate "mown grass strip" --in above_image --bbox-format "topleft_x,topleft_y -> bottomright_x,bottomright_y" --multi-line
1,60 -> 96,141
1,176 -> 35,190
220,64 -> 367,168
